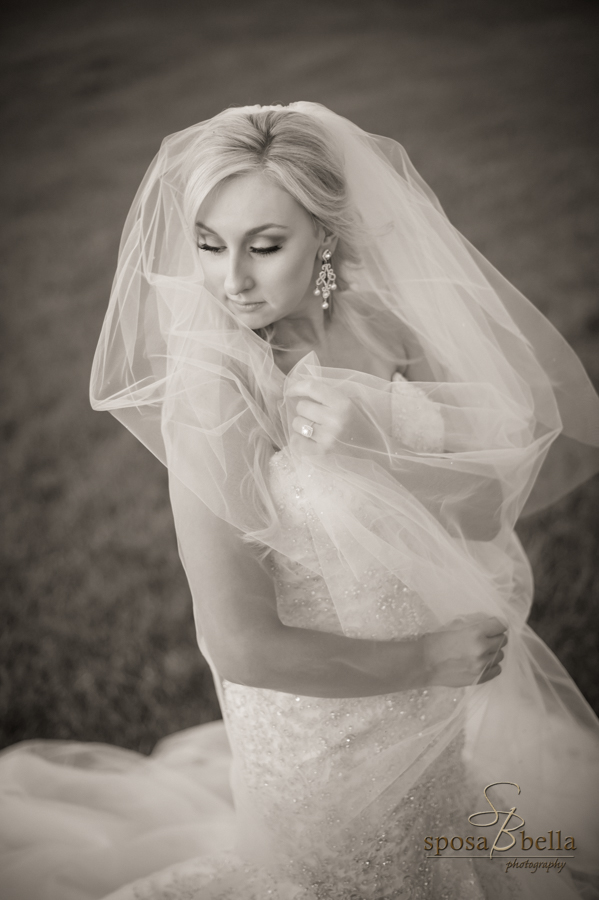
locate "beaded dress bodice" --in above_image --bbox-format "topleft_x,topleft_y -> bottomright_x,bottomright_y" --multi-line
218,376 -> 515,900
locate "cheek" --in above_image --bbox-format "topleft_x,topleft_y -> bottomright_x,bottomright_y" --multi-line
198,256 -> 222,292
267,249 -> 315,301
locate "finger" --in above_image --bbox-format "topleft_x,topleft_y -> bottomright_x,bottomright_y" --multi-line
477,663 -> 501,684
486,633 -> 508,652
292,416 -> 335,448
483,617 -> 508,637
483,648 -> 504,664
295,398 -> 330,424
287,380 -> 345,407
292,415 -> 319,439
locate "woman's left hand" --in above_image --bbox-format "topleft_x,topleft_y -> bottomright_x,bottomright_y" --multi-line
286,379 -> 386,456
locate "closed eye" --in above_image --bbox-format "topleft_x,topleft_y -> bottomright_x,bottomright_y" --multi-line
251,245 -> 281,255
197,243 -> 282,256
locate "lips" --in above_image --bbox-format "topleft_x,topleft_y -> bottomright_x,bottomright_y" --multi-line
228,298 -> 265,311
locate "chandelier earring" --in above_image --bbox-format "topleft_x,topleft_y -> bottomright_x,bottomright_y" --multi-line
314,249 -> 337,310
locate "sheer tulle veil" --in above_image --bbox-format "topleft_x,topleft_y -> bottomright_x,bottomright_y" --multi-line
90,102 -> 599,887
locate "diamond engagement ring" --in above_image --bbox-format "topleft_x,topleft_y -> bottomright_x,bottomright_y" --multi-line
300,422 -> 315,438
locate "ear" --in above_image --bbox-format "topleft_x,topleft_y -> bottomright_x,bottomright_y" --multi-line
319,229 -> 339,257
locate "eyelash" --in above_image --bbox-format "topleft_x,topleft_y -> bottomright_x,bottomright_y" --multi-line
197,243 -> 282,256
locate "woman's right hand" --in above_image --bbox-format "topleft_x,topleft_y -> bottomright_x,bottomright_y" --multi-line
422,614 -> 508,688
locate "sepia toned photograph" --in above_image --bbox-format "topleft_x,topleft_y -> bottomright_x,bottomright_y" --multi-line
1,1 -> 598,898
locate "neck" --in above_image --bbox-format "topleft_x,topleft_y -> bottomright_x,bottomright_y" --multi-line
272,303 -> 329,356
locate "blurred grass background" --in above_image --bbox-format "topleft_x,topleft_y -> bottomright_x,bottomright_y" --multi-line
1,0 -> 598,753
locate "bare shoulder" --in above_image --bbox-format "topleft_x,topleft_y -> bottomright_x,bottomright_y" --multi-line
342,293 -> 410,375
400,329 -> 437,382
348,295 -> 436,380
360,301 -> 435,381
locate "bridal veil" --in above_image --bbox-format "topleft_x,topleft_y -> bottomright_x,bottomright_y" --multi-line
89,102 -> 599,891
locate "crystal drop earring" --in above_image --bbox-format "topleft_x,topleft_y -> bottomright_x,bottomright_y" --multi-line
313,249 -> 337,310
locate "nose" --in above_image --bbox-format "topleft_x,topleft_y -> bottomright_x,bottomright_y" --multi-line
224,252 -> 254,298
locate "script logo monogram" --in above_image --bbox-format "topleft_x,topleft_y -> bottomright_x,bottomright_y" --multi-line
468,782 -> 524,859
424,780 -> 575,870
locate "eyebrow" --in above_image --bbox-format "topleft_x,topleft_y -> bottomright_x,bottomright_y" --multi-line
195,221 -> 290,236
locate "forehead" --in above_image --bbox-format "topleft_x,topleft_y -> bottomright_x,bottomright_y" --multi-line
196,172 -> 312,234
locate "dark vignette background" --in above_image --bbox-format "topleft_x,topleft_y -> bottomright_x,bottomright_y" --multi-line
1,0 -> 598,753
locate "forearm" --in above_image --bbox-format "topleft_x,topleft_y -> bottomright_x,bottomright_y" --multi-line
225,621 -> 428,699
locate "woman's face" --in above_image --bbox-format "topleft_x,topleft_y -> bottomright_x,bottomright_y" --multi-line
195,172 -> 334,328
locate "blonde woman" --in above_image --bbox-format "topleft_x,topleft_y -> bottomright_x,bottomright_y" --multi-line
1,103 -> 598,900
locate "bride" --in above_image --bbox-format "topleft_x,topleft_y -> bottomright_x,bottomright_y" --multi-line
1,102 -> 598,900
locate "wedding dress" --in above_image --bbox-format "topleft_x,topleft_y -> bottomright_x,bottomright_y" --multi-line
2,103 -> 599,900
1,372 -> 596,900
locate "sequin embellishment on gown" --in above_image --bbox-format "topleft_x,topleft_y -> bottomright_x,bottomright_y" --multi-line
218,376 -> 521,899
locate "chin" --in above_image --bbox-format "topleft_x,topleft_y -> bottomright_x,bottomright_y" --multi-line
244,309 -> 274,326
235,310 -> 274,333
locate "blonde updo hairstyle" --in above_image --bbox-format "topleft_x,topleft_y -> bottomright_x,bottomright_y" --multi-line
181,107 -> 362,340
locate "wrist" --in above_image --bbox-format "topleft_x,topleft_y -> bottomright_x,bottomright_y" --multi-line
377,635 -> 432,692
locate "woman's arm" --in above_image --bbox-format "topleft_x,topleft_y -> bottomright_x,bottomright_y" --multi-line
169,475 -> 506,698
